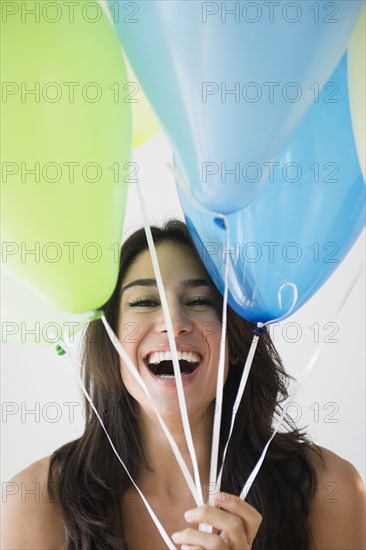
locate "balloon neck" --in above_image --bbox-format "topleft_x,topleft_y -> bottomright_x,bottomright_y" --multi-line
54,309 -> 104,356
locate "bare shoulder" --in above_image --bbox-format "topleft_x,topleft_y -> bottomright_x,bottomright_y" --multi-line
1,455 -> 65,550
307,445 -> 366,550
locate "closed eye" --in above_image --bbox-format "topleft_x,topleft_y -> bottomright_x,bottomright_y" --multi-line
128,298 -> 213,308
128,298 -> 159,308
187,298 -> 214,307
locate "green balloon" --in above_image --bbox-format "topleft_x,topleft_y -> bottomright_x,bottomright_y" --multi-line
1,1 -> 131,312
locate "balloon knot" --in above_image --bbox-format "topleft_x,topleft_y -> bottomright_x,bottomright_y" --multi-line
55,344 -> 66,356
254,325 -> 267,337
214,217 -> 226,230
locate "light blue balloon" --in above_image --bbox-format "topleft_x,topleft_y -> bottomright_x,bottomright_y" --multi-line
178,55 -> 365,323
110,0 -> 363,214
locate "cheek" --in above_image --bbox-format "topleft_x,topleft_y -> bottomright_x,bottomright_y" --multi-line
207,332 -> 231,376
119,323 -> 141,348
118,316 -> 149,349
116,319 -> 148,393
118,358 -> 143,403
205,321 -> 224,350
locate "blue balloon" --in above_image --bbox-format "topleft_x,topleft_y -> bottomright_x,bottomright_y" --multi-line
110,0 -> 363,214
178,55 -> 365,323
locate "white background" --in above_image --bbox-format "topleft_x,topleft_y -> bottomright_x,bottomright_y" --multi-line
1,130 -> 365,485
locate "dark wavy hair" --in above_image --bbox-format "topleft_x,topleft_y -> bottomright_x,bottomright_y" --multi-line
48,219 -> 324,549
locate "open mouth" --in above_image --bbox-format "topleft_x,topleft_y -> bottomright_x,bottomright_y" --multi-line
144,350 -> 202,379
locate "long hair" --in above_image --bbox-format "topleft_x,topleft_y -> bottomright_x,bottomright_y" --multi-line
48,220 -> 324,549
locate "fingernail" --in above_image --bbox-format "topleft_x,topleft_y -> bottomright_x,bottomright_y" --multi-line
171,532 -> 181,542
184,509 -> 195,520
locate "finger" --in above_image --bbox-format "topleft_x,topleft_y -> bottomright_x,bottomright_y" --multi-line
184,506 -> 248,549
180,545 -> 204,550
214,492 -> 262,523
172,528 -> 230,550
219,530 -> 232,548
185,504 -> 246,535
214,492 -> 263,545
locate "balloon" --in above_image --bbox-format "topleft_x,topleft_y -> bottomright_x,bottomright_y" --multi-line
1,1 -> 131,313
178,55 -> 365,323
110,0 -> 363,214
1,267 -> 88,346
348,7 -> 366,181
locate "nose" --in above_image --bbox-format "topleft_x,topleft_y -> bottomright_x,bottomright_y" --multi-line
155,299 -> 193,337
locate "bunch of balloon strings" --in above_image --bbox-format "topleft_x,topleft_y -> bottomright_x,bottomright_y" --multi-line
57,172 -> 362,549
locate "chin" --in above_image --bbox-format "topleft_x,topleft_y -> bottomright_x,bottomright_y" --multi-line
137,390 -> 215,423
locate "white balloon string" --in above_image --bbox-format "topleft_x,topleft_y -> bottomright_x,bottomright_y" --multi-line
213,259 -> 298,494
167,159 -> 234,512
240,267 -> 364,501
208,216 -> 230,509
60,332 -> 176,550
98,0 -> 112,23
164,163 -> 300,503
215,332 -> 260,491
335,264 -> 364,316
167,160 -> 233,532
101,315 -> 201,506
240,344 -> 321,501
134,168 -> 204,505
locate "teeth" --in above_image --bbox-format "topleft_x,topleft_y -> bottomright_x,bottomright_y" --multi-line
147,350 -> 200,365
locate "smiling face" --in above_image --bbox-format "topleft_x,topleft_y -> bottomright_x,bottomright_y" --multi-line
117,241 -> 230,420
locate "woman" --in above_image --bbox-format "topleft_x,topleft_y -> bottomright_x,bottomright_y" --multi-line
2,220 -> 365,549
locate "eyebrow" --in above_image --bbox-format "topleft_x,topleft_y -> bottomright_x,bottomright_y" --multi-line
121,278 -> 209,295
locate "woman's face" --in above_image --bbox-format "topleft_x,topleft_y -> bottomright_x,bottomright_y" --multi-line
118,241 -> 230,419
